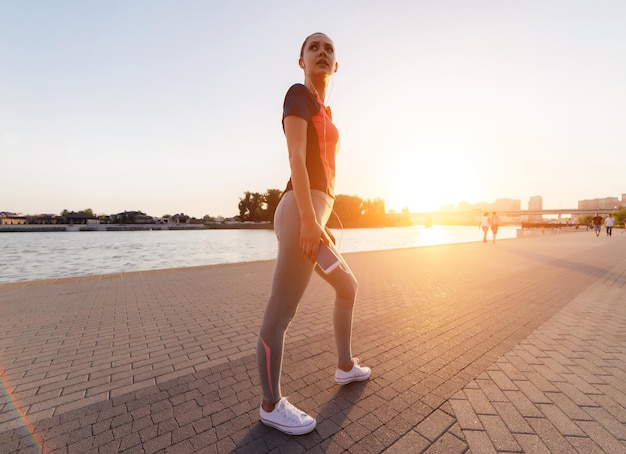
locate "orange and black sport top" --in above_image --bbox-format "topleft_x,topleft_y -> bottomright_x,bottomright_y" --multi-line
282,83 -> 340,197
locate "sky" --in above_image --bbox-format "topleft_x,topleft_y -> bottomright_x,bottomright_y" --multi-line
2,0 -> 625,218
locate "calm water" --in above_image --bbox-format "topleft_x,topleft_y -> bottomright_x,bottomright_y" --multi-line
1,225 -> 519,284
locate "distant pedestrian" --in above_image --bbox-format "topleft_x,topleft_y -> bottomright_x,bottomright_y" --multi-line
490,212 -> 500,243
480,212 -> 490,242
591,213 -> 603,237
605,213 -> 615,236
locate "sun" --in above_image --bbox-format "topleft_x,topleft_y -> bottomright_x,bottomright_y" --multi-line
385,144 -> 480,213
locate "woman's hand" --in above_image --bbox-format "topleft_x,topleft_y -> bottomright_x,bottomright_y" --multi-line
300,218 -> 323,263
324,226 -> 336,245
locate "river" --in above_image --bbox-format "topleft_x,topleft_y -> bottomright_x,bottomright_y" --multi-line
1,225 -> 519,284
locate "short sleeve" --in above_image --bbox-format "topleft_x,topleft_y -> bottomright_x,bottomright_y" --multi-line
283,84 -> 319,121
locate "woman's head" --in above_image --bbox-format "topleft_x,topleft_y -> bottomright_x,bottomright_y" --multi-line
298,32 -> 338,76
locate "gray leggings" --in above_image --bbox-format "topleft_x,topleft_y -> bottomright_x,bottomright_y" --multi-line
257,190 -> 358,403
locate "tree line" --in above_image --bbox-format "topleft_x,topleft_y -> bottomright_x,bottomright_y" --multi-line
238,189 -> 394,228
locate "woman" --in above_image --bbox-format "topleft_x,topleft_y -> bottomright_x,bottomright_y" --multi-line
256,32 -> 371,435
480,212 -> 490,242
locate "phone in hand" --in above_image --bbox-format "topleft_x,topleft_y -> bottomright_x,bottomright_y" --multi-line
316,241 -> 341,274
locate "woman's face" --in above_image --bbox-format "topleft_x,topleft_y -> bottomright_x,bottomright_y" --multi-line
300,33 -> 337,77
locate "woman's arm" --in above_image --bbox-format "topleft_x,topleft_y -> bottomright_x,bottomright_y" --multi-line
283,115 -> 326,263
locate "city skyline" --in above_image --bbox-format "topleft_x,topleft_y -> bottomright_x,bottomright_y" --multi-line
2,1 -> 626,218
3,191 -> 626,219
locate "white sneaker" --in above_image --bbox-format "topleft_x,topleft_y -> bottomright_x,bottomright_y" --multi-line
335,358 -> 372,385
259,397 -> 316,435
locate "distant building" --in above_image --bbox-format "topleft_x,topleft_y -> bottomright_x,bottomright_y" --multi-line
528,195 -> 543,210
528,196 -> 543,222
0,212 -> 26,225
66,212 -> 100,225
30,214 -> 61,224
170,213 -> 190,224
113,211 -> 153,224
494,198 -> 521,212
578,197 -> 620,211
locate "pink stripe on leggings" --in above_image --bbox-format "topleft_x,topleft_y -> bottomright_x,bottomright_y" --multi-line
260,338 -> 274,401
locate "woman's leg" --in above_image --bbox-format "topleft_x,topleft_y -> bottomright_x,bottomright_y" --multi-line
257,193 -> 313,404
257,191 -> 333,404
315,247 -> 358,365
317,246 -> 371,384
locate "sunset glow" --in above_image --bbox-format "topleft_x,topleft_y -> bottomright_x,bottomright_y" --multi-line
385,141 -> 480,213
2,1 -> 625,217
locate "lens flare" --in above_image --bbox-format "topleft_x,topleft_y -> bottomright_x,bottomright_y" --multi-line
0,372 -> 45,453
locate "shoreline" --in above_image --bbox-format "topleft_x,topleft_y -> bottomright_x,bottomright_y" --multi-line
1,228 -> 587,288
0,222 -> 273,232
2,235 -> 507,289
0,222 -> 583,233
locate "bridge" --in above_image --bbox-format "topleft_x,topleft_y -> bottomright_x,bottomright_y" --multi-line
384,208 -> 621,228
407,208 -> 617,217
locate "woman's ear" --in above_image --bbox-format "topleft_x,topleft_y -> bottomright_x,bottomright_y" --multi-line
299,58 -> 305,69
334,61 -> 339,73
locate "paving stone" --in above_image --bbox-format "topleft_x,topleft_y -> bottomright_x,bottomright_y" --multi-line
385,430 -> 430,453
576,420 -> 626,454
515,379 -> 552,405
415,409 -> 455,442
580,406 -> 626,440
563,435 -> 606,454
462,429 -> 497,454
513,433 -> 552,454
589,393 -> 626,423
449,399 -> 482,431
547,391 -> 594,422
491,401 -> 533,434
553,381 -> 599,407
485,370 -> 517,392
463,388 -> 497,416
477,413 -> 520,452
422,431 -> 467,454
536,403 -> 586,437
524,417 -> 577,454
1,234 -> 625,452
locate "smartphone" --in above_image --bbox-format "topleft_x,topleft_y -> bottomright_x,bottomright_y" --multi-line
316,241 -> 341,274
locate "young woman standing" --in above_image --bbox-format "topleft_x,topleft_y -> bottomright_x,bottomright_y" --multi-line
256,33 -> 371,435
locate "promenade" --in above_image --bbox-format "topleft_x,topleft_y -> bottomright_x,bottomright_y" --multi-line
1,231 -> 625,453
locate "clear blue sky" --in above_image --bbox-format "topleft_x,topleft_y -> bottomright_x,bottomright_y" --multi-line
2,0 -> 625,218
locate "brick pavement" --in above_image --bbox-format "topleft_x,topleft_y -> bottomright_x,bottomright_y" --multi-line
0,231 -> 625,453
